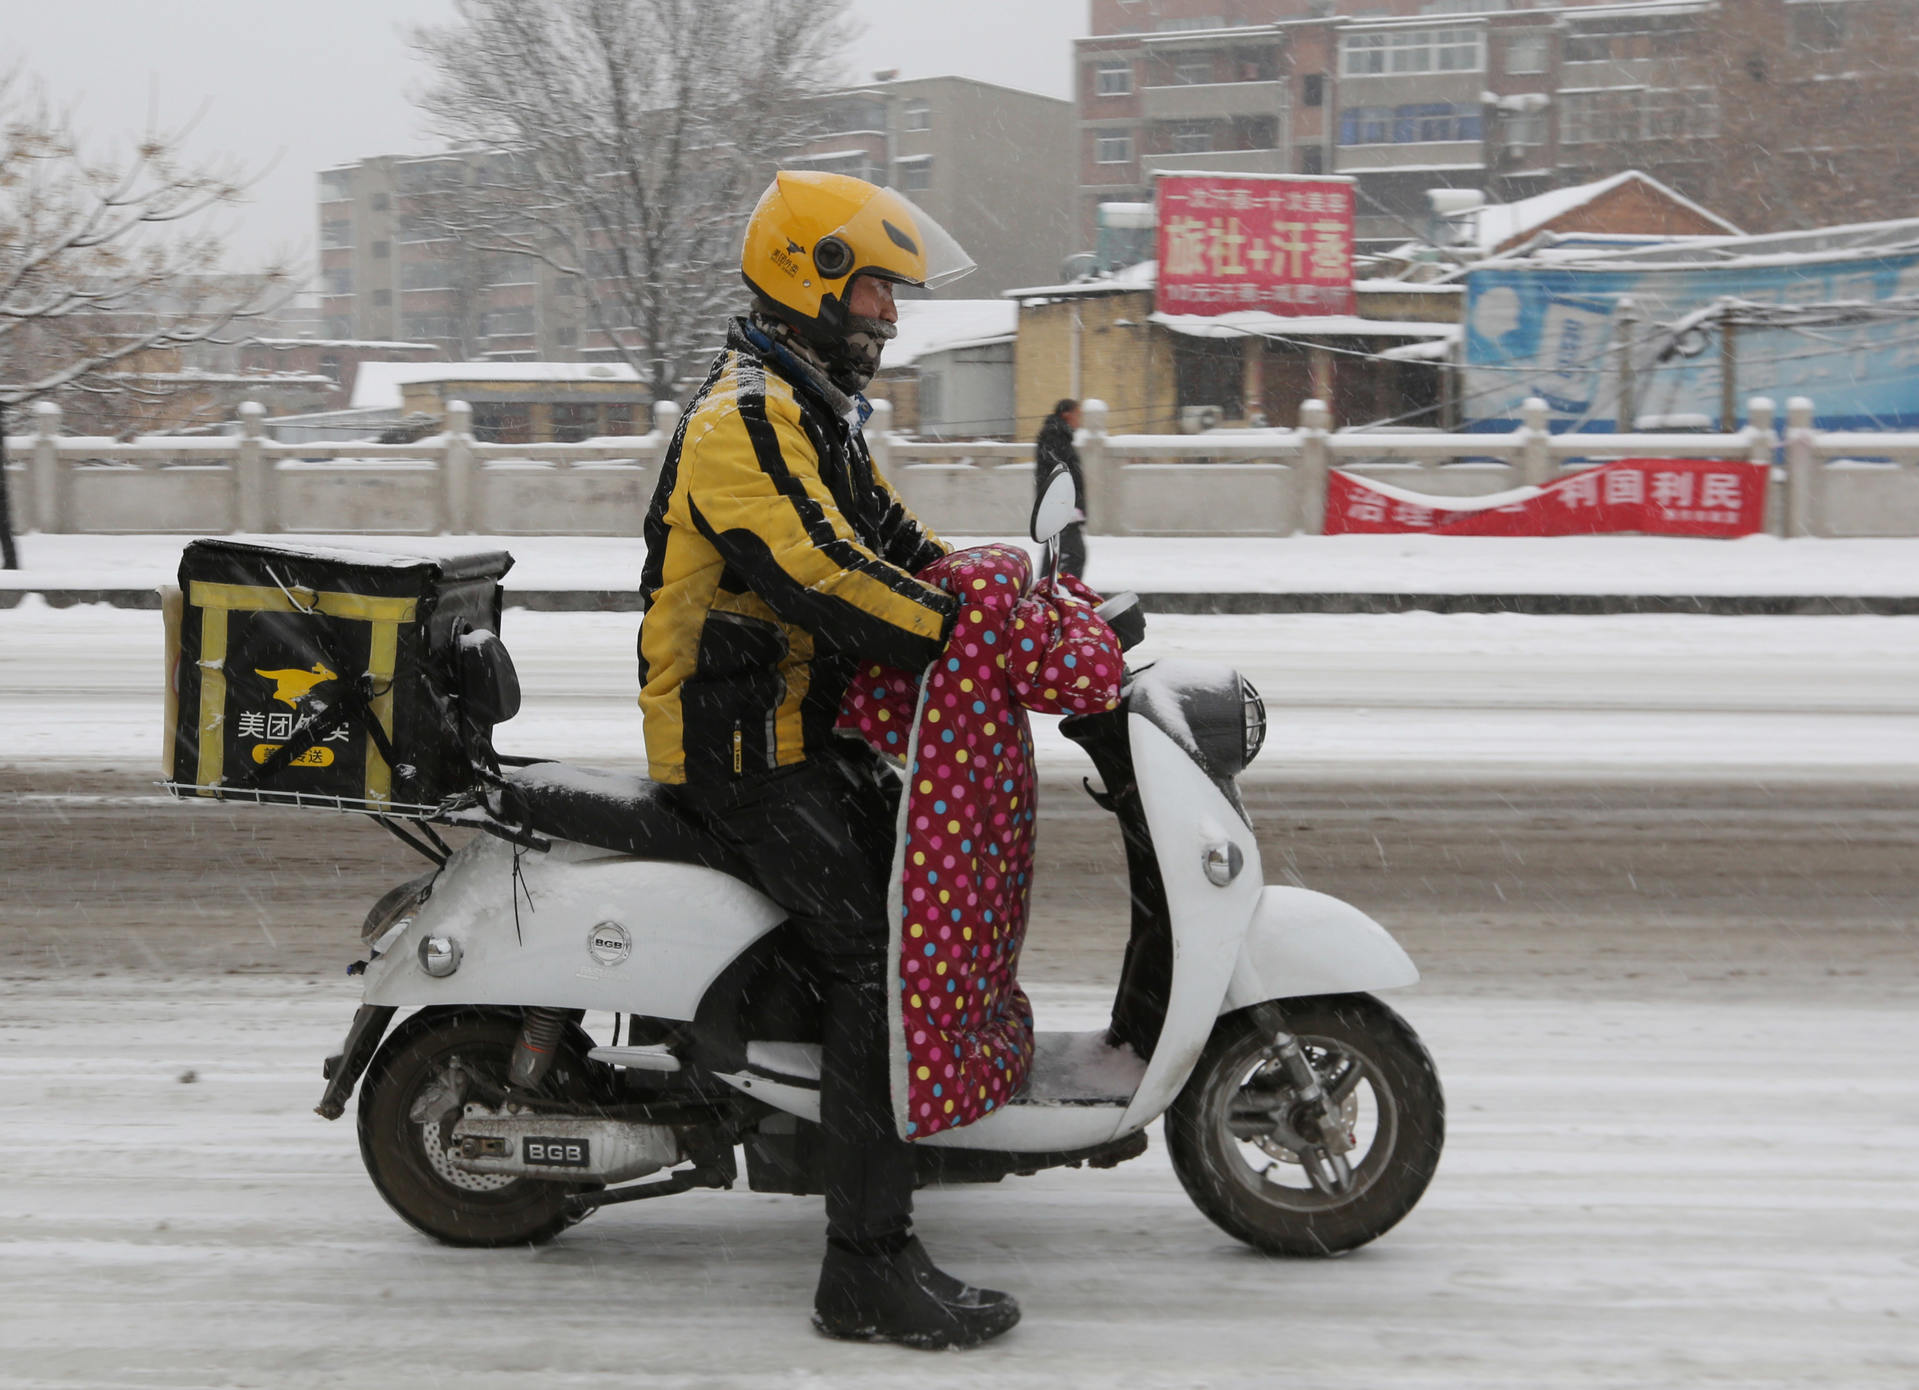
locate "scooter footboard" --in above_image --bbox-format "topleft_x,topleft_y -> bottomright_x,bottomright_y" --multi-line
1221,886 -> 1418,1012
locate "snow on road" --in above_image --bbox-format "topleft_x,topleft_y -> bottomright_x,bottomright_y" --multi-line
0,980 -> 1911,1389
7,597 -> 1919,779
8,530 -> 1919,597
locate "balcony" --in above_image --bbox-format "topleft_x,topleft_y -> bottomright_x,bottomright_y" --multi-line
1142,80 -> 1283,122
1142,148 -> 1289,176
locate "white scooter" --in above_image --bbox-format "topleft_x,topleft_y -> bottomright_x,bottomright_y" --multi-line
316,470 -> 1444,1258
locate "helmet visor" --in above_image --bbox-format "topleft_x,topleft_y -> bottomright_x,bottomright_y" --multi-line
825,187 -> 977,292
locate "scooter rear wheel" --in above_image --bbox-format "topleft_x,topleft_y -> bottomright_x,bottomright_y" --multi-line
357,1008 -> 596,1248
1166,993 -> 1444,1257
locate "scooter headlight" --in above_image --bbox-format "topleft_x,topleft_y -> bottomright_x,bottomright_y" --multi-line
1240,675 -> 1266,769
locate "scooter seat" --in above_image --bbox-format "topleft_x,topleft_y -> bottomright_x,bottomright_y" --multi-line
501,763 -> 750,879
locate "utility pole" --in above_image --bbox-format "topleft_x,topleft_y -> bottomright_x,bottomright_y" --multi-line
0,401 -> 17,570
1613,296 -> 1639,431
1720,312 -> 1739,431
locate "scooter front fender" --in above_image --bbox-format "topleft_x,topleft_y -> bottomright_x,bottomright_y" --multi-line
1220,885 -> 1419,1012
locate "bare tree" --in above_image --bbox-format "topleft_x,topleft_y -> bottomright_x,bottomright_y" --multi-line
0,72 -> 291,567
410,0 -> 849,402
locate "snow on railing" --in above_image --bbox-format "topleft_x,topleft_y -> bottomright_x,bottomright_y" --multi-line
5,393 -> 1916,538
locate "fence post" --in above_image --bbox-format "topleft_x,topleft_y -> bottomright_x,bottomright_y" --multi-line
1784,396 -> 1818,538
1746,396 -> 1778,535
442,399 -> 474,535
866,397 -> 893,478
1297,397 -> 1330,535
32,400 -> 62,533
234,401 -> 270,533
1078,398 -> 1112,534
1519,396 -> 1552,488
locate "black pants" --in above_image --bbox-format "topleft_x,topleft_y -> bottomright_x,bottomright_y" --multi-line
1057,521 -> 1087,580
673,744 -> 915,1247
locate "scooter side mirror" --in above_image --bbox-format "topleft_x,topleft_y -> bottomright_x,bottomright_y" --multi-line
1030,466 -> 1080,547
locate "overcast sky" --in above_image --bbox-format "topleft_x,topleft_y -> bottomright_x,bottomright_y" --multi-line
16,0 -> 1086,273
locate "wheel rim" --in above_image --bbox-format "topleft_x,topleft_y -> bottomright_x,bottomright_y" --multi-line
1207,1029 -> 1399,1213
400,1045 -> 519,1197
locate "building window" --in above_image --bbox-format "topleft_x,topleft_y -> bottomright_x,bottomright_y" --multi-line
325,316 -> 353,338
1171,123 -> 1213,154
1095,134 -> 1133,164
1505,32 -> 1549,74
1790,3 -> 1846,51
320,219 -> 352,249
373,240 -> 390,259
1423,0 -> 1506,11
1158,17 -> 1222,31
1562,33 -> 1610,62
318,169 -> 352,202
1503,111 -> 1546,147
319,355 -> 341,382
898,156 -> 933,192
401,314 -> 460,340
400,260 -> 458,290
1300,146 -> 1325,174
481,308 -> 535,338
603,405 -> 635,436
370,192 -> 389,212
471,402 -> 530,444
1340,27 -> 1483,77
1339,102 -> 1480,144
552,403 -> 595,442
373,289 -> 393,306
1174,56 -> 1215,85
1337,106 -> 1392,144
1233,115 -> 1278,149
902,99 -> 931,131
1302,73 -> 1325,107
322,267 -> 353,296
919,373 -> 943,426
1096,63 -> 1134,96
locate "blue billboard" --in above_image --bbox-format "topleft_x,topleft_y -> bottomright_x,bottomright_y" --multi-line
1463,246 -> 1919,433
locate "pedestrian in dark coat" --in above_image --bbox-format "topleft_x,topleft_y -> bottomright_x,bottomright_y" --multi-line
1035,399 -> 1086,578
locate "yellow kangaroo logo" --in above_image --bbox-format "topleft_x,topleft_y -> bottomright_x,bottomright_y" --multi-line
256,663 -> 338,707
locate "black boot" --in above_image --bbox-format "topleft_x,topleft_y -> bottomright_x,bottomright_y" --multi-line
813,1236 -> 1021,1350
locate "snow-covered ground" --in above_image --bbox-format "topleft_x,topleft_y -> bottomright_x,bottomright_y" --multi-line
1,980 -> 1911,1389
6,531 -> 1919,597
7,596 -> 1919,780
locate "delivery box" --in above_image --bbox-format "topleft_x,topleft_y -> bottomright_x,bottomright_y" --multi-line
163,539 -> 514,816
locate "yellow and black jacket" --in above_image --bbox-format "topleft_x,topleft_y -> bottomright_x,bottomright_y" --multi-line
638,320 -> 955,785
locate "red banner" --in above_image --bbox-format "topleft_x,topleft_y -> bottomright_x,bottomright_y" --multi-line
1155,174 -> 1355,317
1325,459 -> 1769,538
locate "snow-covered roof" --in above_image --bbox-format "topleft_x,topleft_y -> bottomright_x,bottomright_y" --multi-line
250,338 -> 440,351
882,299 -> 1018,369
1006,258 -> 1160,300
1151,312 -> 1457,341
350,361 -> 641,409
1443,171 -> 1740,256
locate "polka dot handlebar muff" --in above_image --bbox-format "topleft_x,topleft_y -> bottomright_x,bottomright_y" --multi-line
837,544 -> 1123,1139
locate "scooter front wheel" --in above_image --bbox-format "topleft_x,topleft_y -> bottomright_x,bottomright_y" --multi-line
1166,993 -> 1444,1257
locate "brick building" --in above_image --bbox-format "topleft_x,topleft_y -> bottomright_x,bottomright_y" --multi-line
1074,0 -> 1914,253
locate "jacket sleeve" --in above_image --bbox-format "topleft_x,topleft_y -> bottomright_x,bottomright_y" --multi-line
866,452 -> 948,574
683,386 -> 958,672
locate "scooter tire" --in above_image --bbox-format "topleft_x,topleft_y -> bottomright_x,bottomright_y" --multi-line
1166,992 -> 1444,1258
357,1007 -> 595,1248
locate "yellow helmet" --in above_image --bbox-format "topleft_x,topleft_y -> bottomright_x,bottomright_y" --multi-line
741,170 -> 974,345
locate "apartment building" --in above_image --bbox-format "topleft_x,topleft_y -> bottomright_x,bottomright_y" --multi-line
1075,0 -> 1906,251
788,76 -> 1077,297
317,75 -> 1074,366
317,153 -> 584,362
